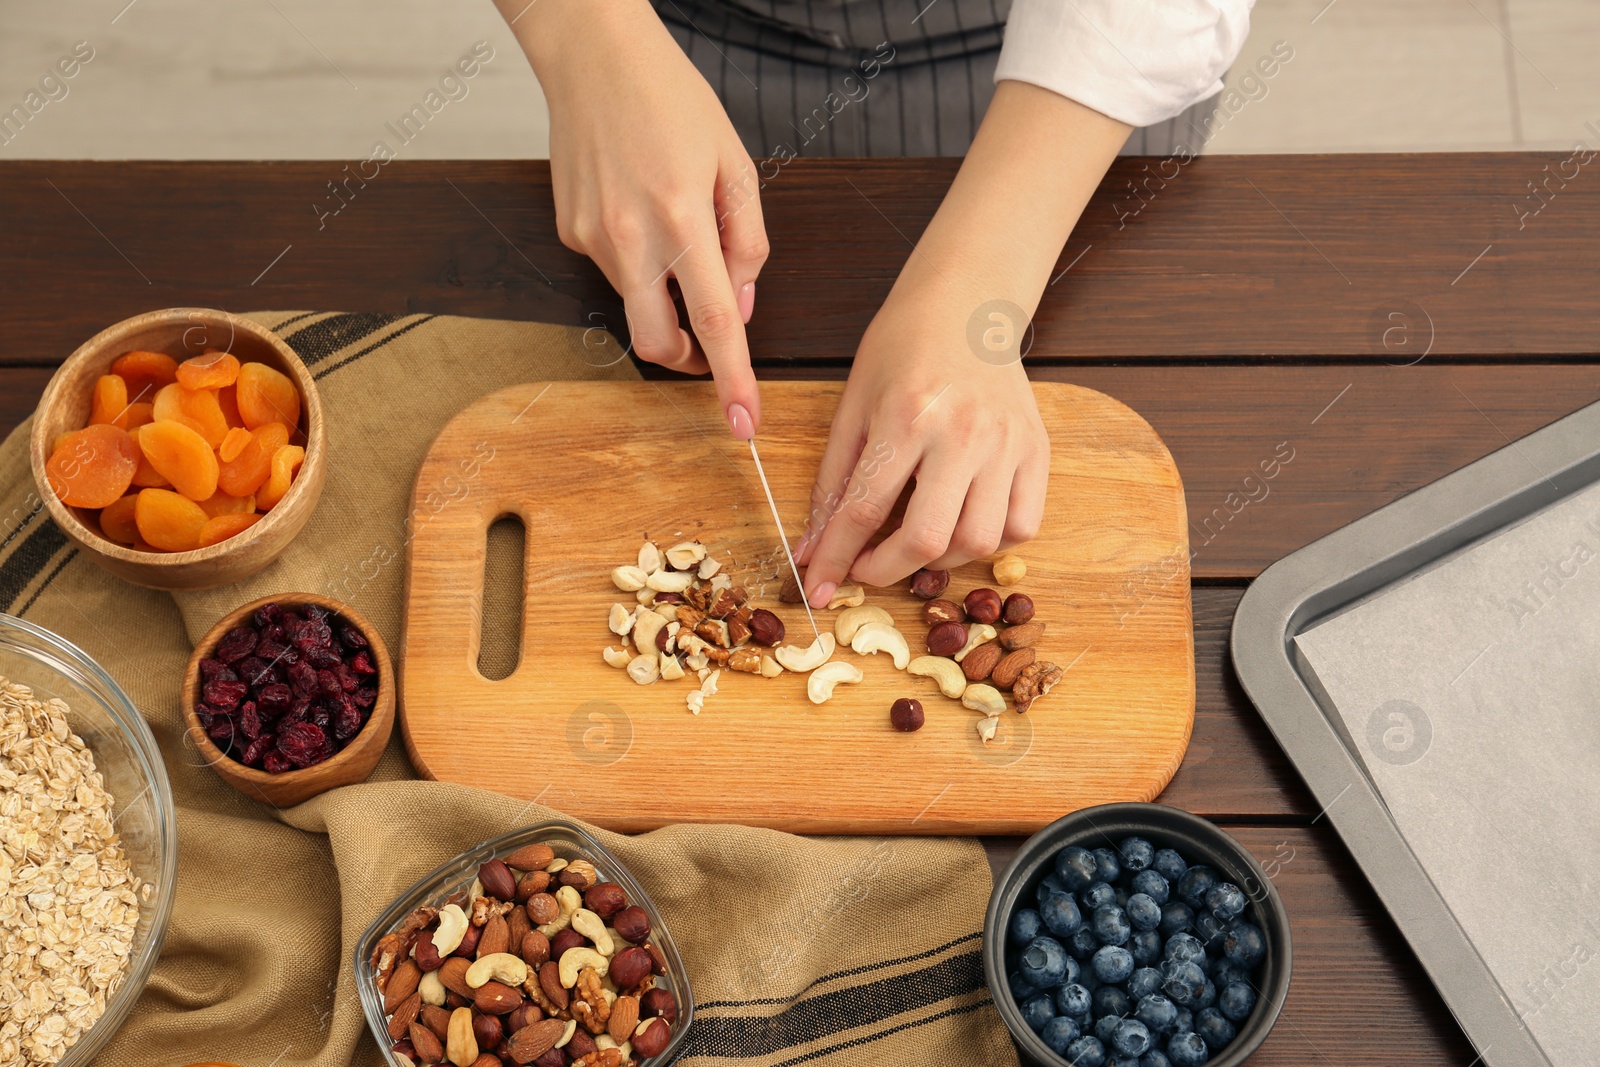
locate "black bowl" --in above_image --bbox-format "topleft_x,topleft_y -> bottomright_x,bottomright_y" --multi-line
984,803 -> 1292,1066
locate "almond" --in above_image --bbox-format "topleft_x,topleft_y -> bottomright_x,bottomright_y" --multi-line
961,642 -> 1001,682
515,869 -> 550,903
437,956 -> 475,998
477,913 -> 510,959
504,1017 -> 568,1062
383,959 -> 421,1013
992,647 -> 1037,689
420,1004 -> 452,1041
410,1020 -> 445,1064
386,991 -> 421,1041
520,929 -> 551,968
608,995 -> 641,1045
503,843 -> 556,872
538,959 -> 569,1010
473,979 -> 524,1015
999,620 -> 1045,651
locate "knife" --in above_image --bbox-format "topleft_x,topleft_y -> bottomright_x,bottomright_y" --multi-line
748,438 -> 820,641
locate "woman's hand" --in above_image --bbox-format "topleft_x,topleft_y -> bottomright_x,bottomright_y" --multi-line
797,81 -> 1133,605
498,0 -> 768,438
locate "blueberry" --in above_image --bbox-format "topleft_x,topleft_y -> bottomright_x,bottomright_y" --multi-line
1166,1031 -> 1210,1067
1193,911 -> 1227,953
1095,1012 -> 1124,1044
1209,963 -> 1244,990
1218,980 -> 1256,1022
1042,892 -> 1086,938
1119,837 -> 1155,873
1159,902 -> 1196,938
1010,907 -> 1045,946
1079,970 -> 1102,994
1093,945 -> 1136,984
1127,893 -> 1162,932
1222,921 -> 1266,969
1195,1007 -> 1235,1051
1057,846 -> 1101,891
1069,926 -> 1102,961
1093,905 -> 1132,946
1008,969 -> 1038,1001
1056,982 -> 1093,1019
1062,954 -> 1083,986
1173,1009 -> 1194,1034
1196,981 -> 1217,1010
1021,992 -> 1057,1032
1115,887 -> 1131,909
1110,1057 -> 1143,1067
1152,848 -> 1188,884
1094,985 -> 1131,1020
1205,883 -> 1246,923
1039,872 -> 1070,903
1112,1018 -> 1153,1057
1020,935 -> 1071,988
1082,881 -> 1117,912
1135,992 -> 1179,1033
1129,930 -> 1163,967
1042,1016 -> 1083,1056
1066,1035 -> 1108,1067
1140,1052 -> 1173,1067
1176,866 -> 1218,909
1164,933 -> 1205,965
1131,869 -> 1170,905
1092,847 -> 1123,884
1162,961 -> 1207,1007
1129,966 -> 1163,999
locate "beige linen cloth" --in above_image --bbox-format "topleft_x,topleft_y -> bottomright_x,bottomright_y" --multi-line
0,312 -> 1019,1067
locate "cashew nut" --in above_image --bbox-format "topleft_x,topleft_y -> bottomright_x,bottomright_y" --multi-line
646,569 -> 692,593
632,611 -> 667,657
834,604 -> 894,644
465,952 -> 530,989
908,655 -> 966,698
611,565 -> 647,592
962,683 -> 1006,717
608,603 -> 635,636
760,654 -> 783,678
954,624 -> 998,662
553,1019 -> 578,1048
537,885 -> 582,936
602,645 -> 632,669
419,969 -> 446,1006
665,541 -> 707,569
558,946 -> 611,988
431,903 -> 468,955
827,584 -> 866,609
546,858 -> 570,875
596,1035 -> 620,1050
659,653 -> 685,681
850,621 -> 911,669
637,542 -> 663,574
571,908 -> 616,955
697,556 -> 721,579
807,660 -> 864,704
446,1006 -> 478,1067
626,654 -> 659,685
975,716 -> 999,744
774,632 -> 836,672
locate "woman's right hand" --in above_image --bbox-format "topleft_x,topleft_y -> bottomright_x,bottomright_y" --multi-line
501,0 -> 769,438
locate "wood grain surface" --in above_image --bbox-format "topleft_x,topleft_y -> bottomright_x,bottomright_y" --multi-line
402,381 -> 1192,834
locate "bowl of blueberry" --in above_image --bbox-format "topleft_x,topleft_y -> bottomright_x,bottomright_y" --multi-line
984,803 -> 1291,1067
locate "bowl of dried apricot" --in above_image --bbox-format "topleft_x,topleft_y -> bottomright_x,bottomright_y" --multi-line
29,308 -> 326,590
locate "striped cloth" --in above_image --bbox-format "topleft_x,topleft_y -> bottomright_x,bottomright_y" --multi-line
0,311 -> 1016,1067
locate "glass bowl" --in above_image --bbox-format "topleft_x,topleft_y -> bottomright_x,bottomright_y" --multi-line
0,612 -> 178,1065
355,820 -> 694,1065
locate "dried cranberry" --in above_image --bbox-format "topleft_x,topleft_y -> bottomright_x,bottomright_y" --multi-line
198,658 -> 236,684
339,625 -> 369,650
215,626 -> 259,664
303,604 -> 330,624
202,679 -> 249,711
310,707 -> 332,734
352,687 -> 377,709
262,750 -> 292,774
333,700 -> 364,741
306,645 -> 341,669
256,683 -> 292,716
261,622 -> 286,645
316,669 -> 343,697
333,662 -> 358,692
194,704 -> 218,730
282,697 -> 312,725
241,734 -> 273,767
254,602 -> 283,628
349,650 -> 376,676
288,659 -> 318,697
277,721 -> 332,767
293,618 -> 333,653
237,657 -> 274,688
254,638 -> 289,663
206,716 -> 236,751
239,702 -> 263,741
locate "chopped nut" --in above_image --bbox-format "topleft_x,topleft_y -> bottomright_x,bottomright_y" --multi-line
611,565 -> 647,591
695,618 -> 732,648
659,654 -> 685,681
645,570 -> 692,593
665,541 -> 707,569
625,655 -> 659,685
827,584 -> 866,608
631,611 -> 668,658
1013,660 -> 1064,713
637,542 -> 663,574
696,556 -> 722,579
759,654 -> 783,678
602,645 -> 632,669
727,647 -> 763,674
707,585 -> 748,619
778,573 -> 804,603
607,603 -> 635,636
975,717 -> 999,744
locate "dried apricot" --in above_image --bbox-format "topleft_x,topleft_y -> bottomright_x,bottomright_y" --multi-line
44,425 -> 138,508
176,350 -> 241,390
217,422 -> 288,497
89,374 -> 129,427
197,491 -> 254,517
135,488 -> 208,551
110,350 -> 178,402
98,494 -> 141,544
127,426 -> 172,489
256,445 -> 306,510
236,362 -> 301,431
218,426 -> 253,463
138,420 -> 219,501
119,401 -> 155,433
217,384 -> 243,428
152,383 -> 229,447
197,513 -> 262,548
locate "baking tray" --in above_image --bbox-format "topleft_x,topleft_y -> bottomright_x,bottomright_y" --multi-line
1231,398 -> 1600,1067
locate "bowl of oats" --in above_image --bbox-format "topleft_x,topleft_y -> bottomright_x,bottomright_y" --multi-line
0,613 -> 176,1066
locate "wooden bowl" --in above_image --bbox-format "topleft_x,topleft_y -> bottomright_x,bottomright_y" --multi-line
29,308 -> 326,590
182,593 -> 394,808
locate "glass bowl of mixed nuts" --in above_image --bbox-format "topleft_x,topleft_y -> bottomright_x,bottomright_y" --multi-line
355,821 -> 692,1066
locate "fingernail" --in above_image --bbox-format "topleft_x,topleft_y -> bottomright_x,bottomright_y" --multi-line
738,282 -> 755,324
808,581 -> 837,610
726,402 -> 754,440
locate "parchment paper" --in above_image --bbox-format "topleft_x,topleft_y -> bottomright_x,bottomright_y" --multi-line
1295,480 -> 1600,1067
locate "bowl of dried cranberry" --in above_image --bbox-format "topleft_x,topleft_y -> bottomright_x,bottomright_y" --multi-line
182,593 -> 395,807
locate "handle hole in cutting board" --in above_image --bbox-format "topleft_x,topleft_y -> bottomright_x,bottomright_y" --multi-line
478,514 -> 526,681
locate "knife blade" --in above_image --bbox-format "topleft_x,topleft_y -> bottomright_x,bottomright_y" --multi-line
748,437 -> 820,641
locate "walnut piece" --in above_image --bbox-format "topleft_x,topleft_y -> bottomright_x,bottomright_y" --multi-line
571,966 -> 613,1034
1012,660 -> 1063,713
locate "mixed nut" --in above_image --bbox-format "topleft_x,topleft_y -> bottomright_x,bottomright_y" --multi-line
370,843 -> 678,1067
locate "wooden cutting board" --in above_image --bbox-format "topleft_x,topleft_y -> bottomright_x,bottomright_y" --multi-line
401,382 -> 1192,834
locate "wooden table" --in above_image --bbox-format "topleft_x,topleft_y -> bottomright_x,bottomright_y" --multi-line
6,155 -> 1597,1063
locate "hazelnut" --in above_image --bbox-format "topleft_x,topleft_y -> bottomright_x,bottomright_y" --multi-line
923,599 -> 965,625
558,858 -> 598,890
653,591 -> 686,605
478,860 -> 517,902
890,698 -> 924,732
613,904 -> 652,944
583,882 -> 627,920
533,1049 -> 565,1067
452,923 -> 481,959
549,927 -> 586,960
655,627 -> 670,652
632,1017 -> 672,1058
926,620 -> 967,658
964,588 -> 1003,624
1002,592 -> 1035,625
472,1012 -> 504,1050
641,987 -> 678,1024
525,893 -> 559,925
993,553 -> 1026,586
506,1003 -> 543,1033
515,870 -> 550,903
909,567 -> 950,599
413,935 -> 443,972
748,608 -> 786,647
565,1029 -> 598,1060
610,945 -> 654,989
519,930 -> 550,968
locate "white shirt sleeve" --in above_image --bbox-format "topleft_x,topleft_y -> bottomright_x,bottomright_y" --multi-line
994,0 -> 1254,128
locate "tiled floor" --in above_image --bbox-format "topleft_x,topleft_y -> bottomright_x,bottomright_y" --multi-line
1,0 -> 1595,159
